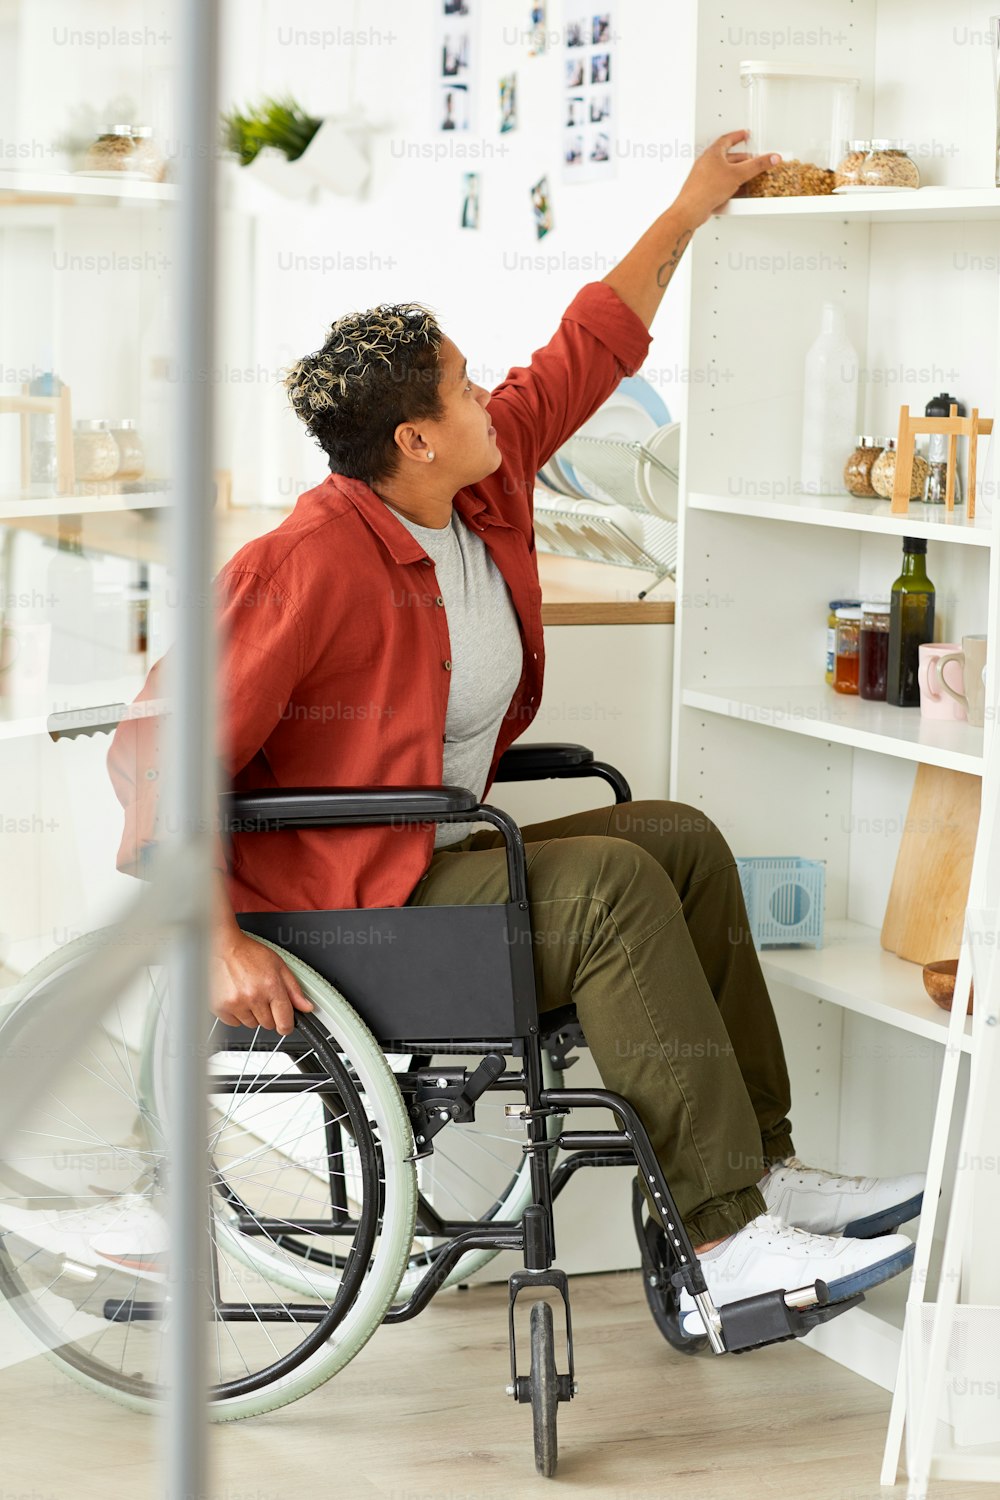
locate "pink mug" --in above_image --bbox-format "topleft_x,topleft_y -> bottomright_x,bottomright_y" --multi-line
918,643 -> 967,721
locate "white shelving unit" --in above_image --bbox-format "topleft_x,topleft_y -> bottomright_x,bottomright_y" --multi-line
673,1 -> 1000,1466
0,8 -> 178,967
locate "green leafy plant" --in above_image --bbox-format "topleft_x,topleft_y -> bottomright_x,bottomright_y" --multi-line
221,96 -> 322,166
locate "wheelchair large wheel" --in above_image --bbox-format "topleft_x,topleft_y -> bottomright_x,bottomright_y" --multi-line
0,931 -> 417,1419
140,971 -> 564,1303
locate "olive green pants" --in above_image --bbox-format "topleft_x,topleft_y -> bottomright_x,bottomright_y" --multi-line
406,799 -> 794,1246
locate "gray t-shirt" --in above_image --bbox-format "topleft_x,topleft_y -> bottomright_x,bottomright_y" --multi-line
391,506 -> 524,846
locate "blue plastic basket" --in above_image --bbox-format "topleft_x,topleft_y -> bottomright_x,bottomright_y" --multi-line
735,856 -> 825,950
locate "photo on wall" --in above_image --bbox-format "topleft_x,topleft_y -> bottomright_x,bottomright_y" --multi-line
499,73 -> 517,132
435,0 -> 478,132
460,170 -> 480,228
561,3 -> 616,182
531,173 -> 553,238
440,82 -> 470,131
528,1 -> 547,55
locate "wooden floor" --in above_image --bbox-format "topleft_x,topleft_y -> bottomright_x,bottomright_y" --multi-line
0,1269 -> 987,1500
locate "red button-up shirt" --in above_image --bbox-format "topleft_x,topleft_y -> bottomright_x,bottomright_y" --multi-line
108,281 -> 651,911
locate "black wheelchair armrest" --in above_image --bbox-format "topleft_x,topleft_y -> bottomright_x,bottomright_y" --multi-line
219,785 -> 529,904
494,743 -> 632,804
494,743 -> 594,780
221,785 -> 478,830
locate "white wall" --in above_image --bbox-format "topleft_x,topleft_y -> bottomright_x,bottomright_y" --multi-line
216,0 -> 698,504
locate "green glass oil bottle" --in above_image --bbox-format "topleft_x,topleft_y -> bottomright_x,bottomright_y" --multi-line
885,536 -> 935,707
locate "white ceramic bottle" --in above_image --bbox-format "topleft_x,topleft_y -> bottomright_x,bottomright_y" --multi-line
800,301 -> 859,495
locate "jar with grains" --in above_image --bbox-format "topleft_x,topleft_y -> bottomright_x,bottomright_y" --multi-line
83,125 -> 142,174
834,140 -> 870,188
73,421 -> 120,483
843,435 -> 886,497
871,441 -> 931,501
738,60 -> 859,196
860,140 -> 920,189
105,420 -> 145,480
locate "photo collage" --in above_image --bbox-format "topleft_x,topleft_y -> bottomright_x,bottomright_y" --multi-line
440,0 -> 474,132
562,7 -> 614,181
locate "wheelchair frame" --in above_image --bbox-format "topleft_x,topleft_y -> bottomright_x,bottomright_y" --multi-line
220,742 -> 861,1473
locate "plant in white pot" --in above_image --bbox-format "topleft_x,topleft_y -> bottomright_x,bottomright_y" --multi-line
222,96 -> 370,200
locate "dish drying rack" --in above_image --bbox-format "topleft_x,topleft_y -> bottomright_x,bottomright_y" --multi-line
534,434 -> 678,599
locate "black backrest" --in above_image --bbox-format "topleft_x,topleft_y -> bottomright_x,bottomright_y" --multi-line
238,901 -> 539,1051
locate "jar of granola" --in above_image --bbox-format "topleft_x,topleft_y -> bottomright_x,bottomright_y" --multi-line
843,435 -> 886,497
860,140 -> 920,190
834,141 -> 870,188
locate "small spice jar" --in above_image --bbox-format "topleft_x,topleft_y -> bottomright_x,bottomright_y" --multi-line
871,441 -> 931,501
859,601 -> 891,700
105,420 -> 145,480
834,606 -> 863,694
827,598 -> 861,685
860,140 -> 920,190
834,140 -> 870,188
73,420 -> 120,482
843,436 -> 886,497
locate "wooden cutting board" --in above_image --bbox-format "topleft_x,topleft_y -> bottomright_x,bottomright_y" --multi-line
881,764 -> 982,965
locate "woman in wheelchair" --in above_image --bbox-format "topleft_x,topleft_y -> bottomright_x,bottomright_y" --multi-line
0,131 -> 925,1474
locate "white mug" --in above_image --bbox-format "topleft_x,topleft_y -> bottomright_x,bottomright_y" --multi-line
938,634 -> 988,728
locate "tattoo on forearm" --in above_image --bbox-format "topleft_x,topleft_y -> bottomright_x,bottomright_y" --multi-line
655,230 -> 693,287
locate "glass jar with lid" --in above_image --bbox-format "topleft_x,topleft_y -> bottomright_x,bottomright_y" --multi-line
859,140 -> 920,190
827,598 -> 861,684
859,601 -> 891,700
871,440 -> 931,501
843,436 -> 887,497
834,140 -> 870,189
73,420 -> 120,483
738,60 -> 859,196
105,420 -> 145,480
834,606 -> 863,694
82,125 -> 144,175
81,124 -> 163,179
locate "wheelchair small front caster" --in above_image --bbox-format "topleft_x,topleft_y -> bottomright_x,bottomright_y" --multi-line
529,1300 -> 559,1477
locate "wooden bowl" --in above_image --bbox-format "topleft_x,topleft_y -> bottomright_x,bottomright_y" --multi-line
922,959 -> 974,1015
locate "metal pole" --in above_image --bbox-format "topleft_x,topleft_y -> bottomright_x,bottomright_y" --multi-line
166,1 -> 220,1496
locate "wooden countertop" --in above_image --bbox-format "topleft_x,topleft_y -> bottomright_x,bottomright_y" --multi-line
7,506 -> 675,626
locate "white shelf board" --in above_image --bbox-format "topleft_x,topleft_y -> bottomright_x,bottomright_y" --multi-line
682,683 -> 984,775
761,920 -> 973,1054
719,185 -> 1000,225
688,491 -> 996,548
0,491 -> 169,520
0,169 -> 174,204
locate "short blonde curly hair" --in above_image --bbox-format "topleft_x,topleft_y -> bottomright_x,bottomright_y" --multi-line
284,302 -> 444,484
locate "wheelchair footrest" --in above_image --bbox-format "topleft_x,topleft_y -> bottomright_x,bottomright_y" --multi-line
719,1280 -> 864,1354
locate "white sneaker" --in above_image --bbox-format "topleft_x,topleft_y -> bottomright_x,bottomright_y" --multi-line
761,1155 -> 925,1237
0,1193 -> 167,1281
678,1213 -> 913,1338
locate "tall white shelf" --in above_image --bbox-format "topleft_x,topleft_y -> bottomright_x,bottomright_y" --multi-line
674,1 -> 1000,1486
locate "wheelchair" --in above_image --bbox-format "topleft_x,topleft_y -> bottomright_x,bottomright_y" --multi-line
0,742 -> 863,1477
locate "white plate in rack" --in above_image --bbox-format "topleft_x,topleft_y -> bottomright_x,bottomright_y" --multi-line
638,422 -> 680,521
578,393 -> 657,443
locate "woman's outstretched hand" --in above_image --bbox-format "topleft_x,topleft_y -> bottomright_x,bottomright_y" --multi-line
674,129 -> 780,227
